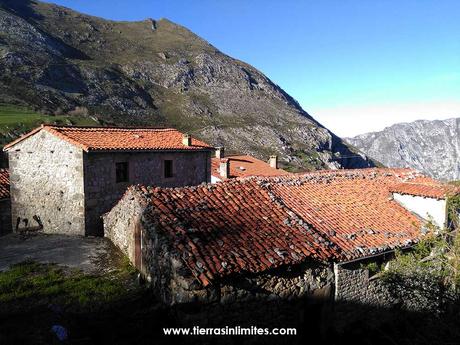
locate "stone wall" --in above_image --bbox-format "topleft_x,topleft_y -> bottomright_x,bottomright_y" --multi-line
85,150 -> 211,236
334,262 -> 395,307
103,188 -> 146,265
7,131 -> 85,235
0,198 -> 11,235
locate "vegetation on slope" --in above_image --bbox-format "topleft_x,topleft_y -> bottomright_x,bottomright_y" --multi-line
0,103 -> 98,145
0,103 -> 99,167
0,0 -> 374,171
382,196 -> 460,306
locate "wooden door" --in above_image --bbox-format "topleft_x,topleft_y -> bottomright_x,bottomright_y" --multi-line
134,220 -> 142,271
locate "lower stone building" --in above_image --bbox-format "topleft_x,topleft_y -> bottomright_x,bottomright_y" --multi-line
104,168 -> 459,307
0,169 -> 11,236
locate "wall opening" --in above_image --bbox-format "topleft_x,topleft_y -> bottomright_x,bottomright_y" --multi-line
134,220 -> 142,272
164,160 -> 173,178
115,162 -> 129,183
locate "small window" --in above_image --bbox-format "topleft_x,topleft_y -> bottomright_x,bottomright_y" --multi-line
116,162 -> 129,183
164,160 -> 173,178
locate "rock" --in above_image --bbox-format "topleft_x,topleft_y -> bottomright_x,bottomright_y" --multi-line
0,1 -> 374,171
346,118 -> 460,180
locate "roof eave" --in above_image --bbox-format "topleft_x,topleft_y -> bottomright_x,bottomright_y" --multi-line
334,243 -> 417,266
84,148 -> 214,153
392,191 -> 447,201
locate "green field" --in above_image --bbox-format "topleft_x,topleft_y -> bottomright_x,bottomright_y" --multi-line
0,103 -> 99,145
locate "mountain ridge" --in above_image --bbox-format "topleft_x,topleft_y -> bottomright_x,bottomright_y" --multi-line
346,117 -> 460,180
0,0 -> 374,170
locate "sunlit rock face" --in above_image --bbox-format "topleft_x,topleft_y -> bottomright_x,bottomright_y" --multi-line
347,118 -> 460,181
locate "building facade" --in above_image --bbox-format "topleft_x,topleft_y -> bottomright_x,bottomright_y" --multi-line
4,125 -> 213,236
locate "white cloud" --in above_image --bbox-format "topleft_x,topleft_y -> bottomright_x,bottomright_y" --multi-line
310,100 -> 460,137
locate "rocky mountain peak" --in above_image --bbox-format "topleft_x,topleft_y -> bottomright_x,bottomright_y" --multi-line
0,0 -> 374,171
346,117 -> 460,180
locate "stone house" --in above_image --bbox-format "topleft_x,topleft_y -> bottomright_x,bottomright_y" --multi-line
3,125 -> 213,236
211,147 -> 289,183
104,168 -> 459,307
0,168 -> 11,236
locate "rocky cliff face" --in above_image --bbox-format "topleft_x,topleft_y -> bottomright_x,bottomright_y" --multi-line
0,0 -> 374,170
346,118 -> 460,181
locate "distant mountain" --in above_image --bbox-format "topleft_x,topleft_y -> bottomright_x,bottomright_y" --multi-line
0,0 -> 374,171
346,118 -> 460,181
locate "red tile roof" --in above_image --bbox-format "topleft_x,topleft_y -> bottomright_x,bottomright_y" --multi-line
129,168 -> 444,286
137,179 -> 341,286
211,155 -> 289,179
389,182 -> 459,200
3,125 -> 213,152
270,170 -> 423,259
0,169 -> 9,200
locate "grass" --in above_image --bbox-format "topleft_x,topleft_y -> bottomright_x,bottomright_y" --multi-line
0,103 -> 97,131
0,260 -> 168,344
0,103 -> 99,146
0,259 -> 138,313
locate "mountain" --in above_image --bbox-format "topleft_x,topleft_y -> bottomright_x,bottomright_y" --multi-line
0,0 -> 374,171
346,118 -> 460,181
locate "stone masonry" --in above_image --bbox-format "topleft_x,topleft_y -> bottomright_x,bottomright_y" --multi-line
8,130 -> 86,235
334,262 -> 395,307
6,129 -> 211,236
84,150 -> 211,235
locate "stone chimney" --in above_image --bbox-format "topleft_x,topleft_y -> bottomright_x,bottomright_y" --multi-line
215,146 -> 225,159
219,159 -> 230,179
269,155 -> 278,169
182,133 -> 191,146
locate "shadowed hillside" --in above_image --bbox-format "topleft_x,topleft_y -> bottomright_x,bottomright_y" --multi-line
0,0 -> 375,171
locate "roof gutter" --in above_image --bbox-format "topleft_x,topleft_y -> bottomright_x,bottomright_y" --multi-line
334,244 -> 416,267
83,148 -> 215,154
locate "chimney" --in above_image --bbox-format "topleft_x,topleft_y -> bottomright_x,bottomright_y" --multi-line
182,133 -> 191,146
219,159 -> 229,179
269,155 -> 278,169
215,146 -> 225,159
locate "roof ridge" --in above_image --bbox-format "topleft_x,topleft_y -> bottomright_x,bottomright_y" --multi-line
136,167 -> 421,194
4,125 -> 213,152
42,125 -> 174,130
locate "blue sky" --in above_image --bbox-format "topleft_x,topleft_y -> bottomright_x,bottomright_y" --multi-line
46,1 -> 460,136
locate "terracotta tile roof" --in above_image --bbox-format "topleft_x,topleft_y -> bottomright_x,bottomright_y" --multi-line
270,169 -> 423,259
0,169 -> 9,200
211,155 -> 289,179
389,182 -> 459,200
3,125 -> 213,152
137,179 -> 340,286
130,168 -> 437,286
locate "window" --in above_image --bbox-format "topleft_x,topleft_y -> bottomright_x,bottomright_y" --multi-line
164,160 -> 173,178
116,162 -> 129,183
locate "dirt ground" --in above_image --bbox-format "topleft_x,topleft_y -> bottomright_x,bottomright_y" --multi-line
0,233 -> 123,273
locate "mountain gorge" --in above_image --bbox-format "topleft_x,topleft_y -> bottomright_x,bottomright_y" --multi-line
0,0 -> 374,170
346,117 -> 460,181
